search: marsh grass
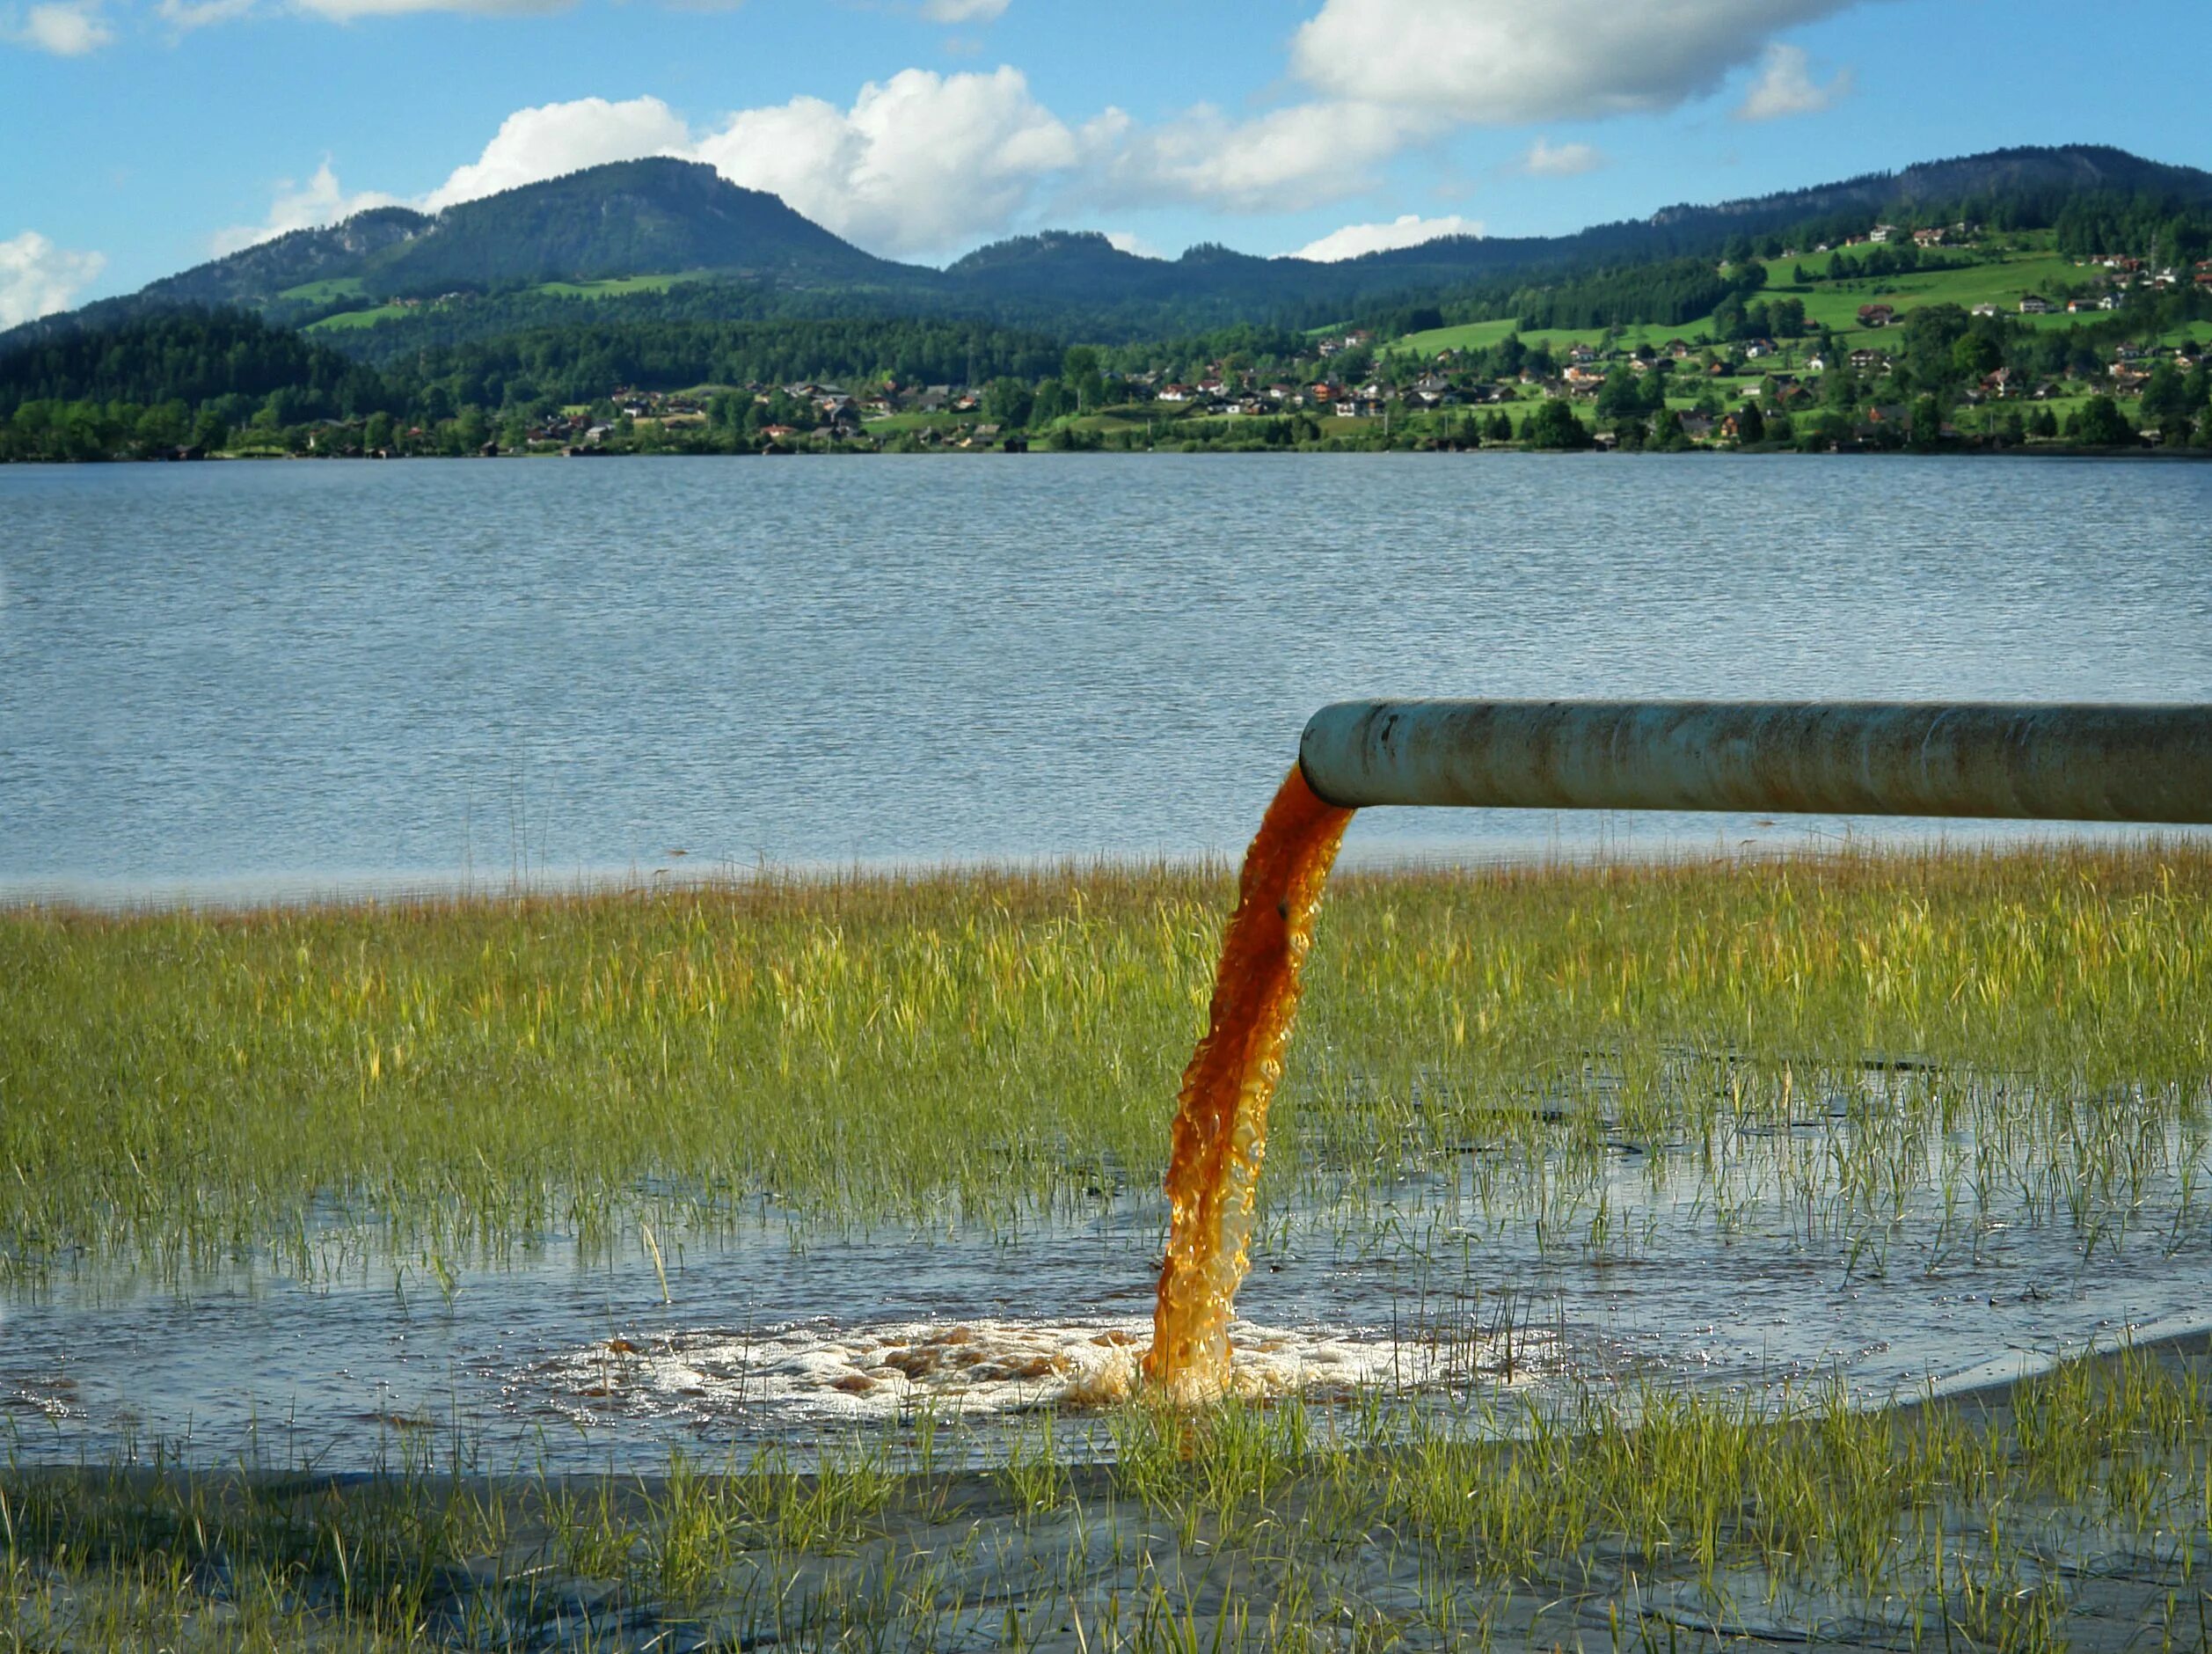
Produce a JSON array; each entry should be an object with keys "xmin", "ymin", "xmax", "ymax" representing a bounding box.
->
[
  {"xmin": 4, "ymin": 844, "xmax": 2208, "ymax": 1287},
  {"xmin": 13, "ymin": 1341, "xmax": 2212, "ymax": 1650}
]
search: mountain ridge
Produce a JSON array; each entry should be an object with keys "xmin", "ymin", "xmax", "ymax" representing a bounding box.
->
[{"xmin": 11, "ymin": 143, "xmax": 2210, "ymax": 351}]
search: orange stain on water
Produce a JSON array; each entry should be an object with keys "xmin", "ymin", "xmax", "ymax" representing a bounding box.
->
[{"xmin": 1143, "ymin": 765, "xmax": 1354, "ymax": 1402}]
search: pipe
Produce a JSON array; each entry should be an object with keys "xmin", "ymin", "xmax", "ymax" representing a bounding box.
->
[{"xmin": 1298, "ymin": 700, "xmax": 2212, "ymax": 823}]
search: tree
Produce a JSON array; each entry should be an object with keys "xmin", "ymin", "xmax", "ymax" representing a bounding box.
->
[
  {"xmin": 982, "ymin": 376, "xmax": 1034, "ymax": 428},
  {"xmin": 2140, "ymin": 363, "xmax": 2188, "ymax": 422},
  {"xmin": 1594, "ymin": 368, "xmax": 1641, "ymax": 420},
  {"xmin": 1522, "ymin": 398, "xmax": 1592, "ymax": 450},
  {"xmin": 1733, "ymin": 399, "xmax": 1765, "ymax": 445},
  {"xmin": 1951, "ymin": 333, "xmax": 2002, "ymax": 379},
  {"xmin": 2074, "ymin": 394, "xmax": 2133, "ymax": 447},
  {"xmin": 1909, "ymin": 393, "xmax": 1943, "ymax": 449}
]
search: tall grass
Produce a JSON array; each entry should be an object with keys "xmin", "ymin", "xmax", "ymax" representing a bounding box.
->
[{"xmin": 2, "ymin": 843, "xmax": 2207, "ymax": 1283}]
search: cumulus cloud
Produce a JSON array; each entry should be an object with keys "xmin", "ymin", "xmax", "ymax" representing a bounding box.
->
[
  {"xmin": 156, "ymin": 0, "xmax": 262, "ymax": 29},
  {"xmin": 210, "ymin": 161, "xmax": 405, "ymax": 255},
  {"xmin": 690, "ymin": 67, "xmax": 1079, "ymax": 255},
  {"xmin": 217, "ymin": 71, "xmax": 1081, "ymax": 260},
  {"xmin": 1290, "ymin": 212, "xmax": 1482, "ymax": 262},
  {"xmin": 421, "ymin": 96, "xmax": 690, "ymax": 209},
  {"xmin": 920, "ymin": 0, "xmax": 1006, "ymax": 18},
  {"xmin": 10, "ymin": 0, "xmax": 113, "ymax": 52},
  {"xmin": 1103, "ymin": 230, "xmax": 1162, "ymax": 259},
  {"xmin": 1520, "ymin": 137, "xmax": 1604, "ymax": 177},
  {"xmin": 1734, "ymin": 43, "xmax": 1851, "ymax": 121},
  {"xmin": 0, "ymin": 231, "xmax": 106, "ymax": 326},
  {"xmin": 1098, "ymin": 99, "xmax": 1420, "ymax": 215},
  {"xmin": 1290, "ymin": 0, "xmax": 1859, "ymax": 123}
]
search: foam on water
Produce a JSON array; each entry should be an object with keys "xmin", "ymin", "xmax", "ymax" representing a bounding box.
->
[{"xmin": 530, "ymin": 1317, "xmax": 1410, "ymax": 1427}]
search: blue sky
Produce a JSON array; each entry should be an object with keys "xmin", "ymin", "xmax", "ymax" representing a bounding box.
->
[{"xmin": 4, "ymin": 0, "xmax": 2208, "ymax": 322}]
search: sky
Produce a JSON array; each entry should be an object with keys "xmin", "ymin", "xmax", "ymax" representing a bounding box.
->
[{"xmin": 4, "ymin": 0, "xmax": 2209, "ymax": 325}]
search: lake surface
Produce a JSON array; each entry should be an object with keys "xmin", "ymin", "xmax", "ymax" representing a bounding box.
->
[{"xmin": 5, "ymin": 453, "xmax": 2210, "ymax": 901}]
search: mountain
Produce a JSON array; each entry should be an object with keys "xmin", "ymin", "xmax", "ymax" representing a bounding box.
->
[
  {"xmin": 10, "ymin": 143, "xmax": 2211, "ymax": 355},
  {"xmin": 358, "ymin": 159, "xmax": 905, "ymax": 291}
]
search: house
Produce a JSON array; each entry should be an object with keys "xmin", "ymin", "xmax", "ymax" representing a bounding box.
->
[
  {"xmin": 2019, "ymin": 295, "xmax": 2055, "ymax": 314},
  {"xmin": 1567, "ymin": 343, "xmax": 1600, "ymax": 364},
  {"xmin": 1857, "ymin": 304, "xmax": 1896, "ymax": 327},
  {"xmin": 2066, "ymin": 297, "xmax": 2103, "ymax": 314},
  {"xmin": 1744, "ymin": 339, "xmax": 1777, "ymax": 359},
  {"xmin": 1865, "ymin": 404, "xmax": 1908, "ymax": 425},
  {"xmin": 1678, "ymin": 414, "xmax": 1715, "ymax": 442},
  {"xmin": 1156, "ymin": 384, "xmax": 1194, "ymax": 403},
  {"xmin": 1869, "ymin": 223, "xmax": 1898, "ymax": 245},
  {"xmin": 1849, "ymin": 348, "xmax": 1892, "ymax": 373},
  {"xmin": 1664, "ymin": 339, "xmax": 1694, "ymax": 360},
  {"xmin": 1972, "ymin": 303, "xmax": 2000, "ymax": 317}
]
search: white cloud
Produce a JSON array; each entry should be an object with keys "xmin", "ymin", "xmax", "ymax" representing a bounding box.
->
[
  {"xmin": 0, "ymin": 231, "xmax": 106, "ymax": 326},
  {"xmin": 1734, "ymin": 43, "xmax": 1851, "ymax": 121},
  {"xmin": 210, "ymin": 161, "xmax": 404, "ymax": 255},
  {"xmin": 1099, "ymin": 99, "xmax": 1420, "ymax": 215},
  {"xmin": 1520, "ymin": 137, "xmax": 1603, "ymax": 177},
  {"xmin": 421, "ymin": 96, "xmax": 690, "ymax": 209},
  {"xmin": 1290, "ymin": 212, "xmax": 1482, "ymax": 262},
  {"xmin": 11, "ymin": 0, "xmax": 113, "ymax": 52},
  {"xmin": 292, "ymin": 0, "xmax": 565, "ymax": 17},
  {"xmin": 156, "ymin": 0, "xmax": 260, "ymax": 29},
  {"xmin": 920, "ymin": 0, "xmax": 1006, "ymax": 19},
  {"xmin": 1290, "ymin": 0, "xmax": 1860, "ymax": 123},
  {"xmin": 1103, "ymin": 229, "xmax": 1161, "ymax": 259},
  {"xmin": 690, "ymin": 67, "xmax": 1078, "ymax": 256}
]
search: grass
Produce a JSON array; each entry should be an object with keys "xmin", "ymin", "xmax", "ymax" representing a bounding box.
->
[
  {"xmin": 276, "ymin": 277, "xmax": 367, "ymax": 304},
  {"xmin": 531, "ymin": 273, "xmax": 699, "ymax": 299},
  {"xmin": 8, "ymin": 843, "xmax": 2212, "ymax": 1643},
  {"xmin": 12, "ymin": 1339, "xmax": 2212, "ymax": 1650},
  {"xmin": 1397, "ymin": 236, "xmax": 2157, "ymax": 362},
  {"xmin": 3, "ymin": 844, "xmax": 2208, "ymax": 1284},
  {"xmin": 303, "ymin": 304, "xmax": 414, "ymax": 333}
]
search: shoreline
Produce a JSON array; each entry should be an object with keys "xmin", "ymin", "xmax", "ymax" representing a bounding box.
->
[
  {"xmin": 6, "ymin": 441, "xmax": 2211, "ymax": 465},
  {"xmin": 10, "ymin": 825, "xmax": 2208, "ymax": 917}
]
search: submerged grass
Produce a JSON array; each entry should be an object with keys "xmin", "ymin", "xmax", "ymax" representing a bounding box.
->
[
  {"xmin": 13, "ymin": 1340, "xmax": 2212, "ymax": 1650},
  {"xmin": 3, "ymin": 843, "xmax": 2209, "ymax": 1282}
]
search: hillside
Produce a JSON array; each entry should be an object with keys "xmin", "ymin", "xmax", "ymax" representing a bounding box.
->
[{"xmin": 13, "ymin": 143, "xmax": 2209, "ymax": 356}]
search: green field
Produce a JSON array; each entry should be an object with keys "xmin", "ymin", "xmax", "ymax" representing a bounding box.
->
[
  {"xmin": 533, "ymin": 272, "xmax": 700, "ymax": 299},
  {"xmin": 1397, "ymin": 240, "xmax": 2150, "ymax": 363},
  {"xmin": 276, "ymin": 276, "xmax": 367, "ymax": 303},
  {"xmin": 303, "ymin": 303, "xmax": 414, "ymax": 332},
  {"xmin": 1402, "ymin": 318, "xmax": 1719, "ymax": 357}
]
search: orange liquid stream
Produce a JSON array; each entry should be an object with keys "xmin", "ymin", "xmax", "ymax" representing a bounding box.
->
[{"xmin": 1143, "ymin": 765, "xmax": 1354, "ymax": 1402}]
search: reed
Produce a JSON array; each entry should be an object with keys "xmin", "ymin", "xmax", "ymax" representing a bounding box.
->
[{"xmin": 3, "ymin": 843, "xmax": 2208, "ymax": 1284}]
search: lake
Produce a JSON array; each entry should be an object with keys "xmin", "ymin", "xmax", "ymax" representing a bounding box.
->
[{"xmin": 4, "ymin": 452, "xmax": 2210, "ymax": 898}]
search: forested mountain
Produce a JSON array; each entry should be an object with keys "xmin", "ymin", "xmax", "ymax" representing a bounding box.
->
[{"xmin": 12, "ymin": 143, "xmax": 2208, "ymax": 356}]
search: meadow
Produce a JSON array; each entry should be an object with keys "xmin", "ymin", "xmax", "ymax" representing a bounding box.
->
[{"xmin": 7, "ymin": 843, "xmax": 2212, "ymax": 1647}]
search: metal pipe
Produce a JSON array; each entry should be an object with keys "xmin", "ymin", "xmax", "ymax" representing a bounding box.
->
[{"xmin": 1298, "ymin": 700, "xmax": 2212, "ymax": 823}]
